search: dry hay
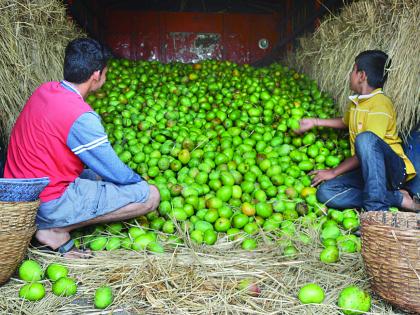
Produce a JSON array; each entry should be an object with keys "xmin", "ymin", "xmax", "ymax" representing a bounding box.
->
[
  {"xmin": 0, "ymin": 223, "xmax": 407, "ymax": 315},
  {"xmin": 287, "ymin": 0, "xmax": 420, "ymax": 138},
  {"xmin": 0, "ymin": 0, "xmax": 83, "ymax": 144}
]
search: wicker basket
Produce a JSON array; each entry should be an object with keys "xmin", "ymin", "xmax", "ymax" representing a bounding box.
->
[
  {"xmin": 360, "ymin": 211, "xmax": 420, "ymax": 313},
  {"xmin": 0, "ymin": 200, "xmax": 40, "ymax": 285}
]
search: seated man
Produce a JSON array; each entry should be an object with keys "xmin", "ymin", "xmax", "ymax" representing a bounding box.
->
[
  {"xmin": 296, "ymin": 50, "xmax": 418, "ymax": 212},
  {"xmin": 4, "ymin": 38, "xmax": 160, "ymax": 257}
]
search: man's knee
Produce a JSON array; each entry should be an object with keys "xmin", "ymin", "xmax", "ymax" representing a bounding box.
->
[
  {"xmin": 147, "ymin": 185, "xmax": 160, "ymax": 211},
  {"xmin": 355, "ymin": 131, "xmax": 378, "ymax": 153}
]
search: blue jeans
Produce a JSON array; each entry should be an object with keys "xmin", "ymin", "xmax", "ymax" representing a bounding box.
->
[
  {"xmin": 403, "ymin": 130, "xmax": 420, "ymax": 196},
  {"xmin": 316, "ymin": 131, "xmax": 405, "ymax": 211}
]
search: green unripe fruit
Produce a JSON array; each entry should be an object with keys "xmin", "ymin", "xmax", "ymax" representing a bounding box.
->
[
  {"xmin": 190, "ymin": 230, "xmax": 204, "ymax": 244},
  {"xmin": 106, "ymin": 237, "xmax": 121, "ymax": 251},
  {"xmin": 241, "ymin": 238, "xmax": 257, "ymax": 250},
  {"xmin": 319, "ymin": 246, "xmax": 339, "ymax": 263},
  {"xmin": 337, "ymin": 286, "xmax": 371, "ymax": 315},
  {"xmin": 90, "ymin": 236, "xmax": 108, "ymax": 251},
  {"xmin": 19, "ymin": 260, "xmax": 43, "ymax": 282},
  {"xmin": 298, "ymin": 283, "xmax": 325, "ymax": 304},
  {"xmin": 94, "ymin": 286, "xmax": 113, "ymax": 309},
  {"xmin": 148, "ymin": 242, "xmax": 165, "ymax": 253},
  {"xmin": 203, "ymin": 230, "xmax": 217, "ymax": 245},
  {"xmin": 19, "ymin": 283, "xmax": 45, "ymax": 301},
  {"xmin": 46, "ymin": 263, "xmax": 69, "ymax": 282},
  {"xmin": 52, "ymin": 277, "xmax": 77, "ymax": 297}
]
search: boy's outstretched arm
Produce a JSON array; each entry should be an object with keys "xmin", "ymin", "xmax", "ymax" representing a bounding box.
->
[
  {"xmin": 310, "ymin": 155, "xmax": 359, "ymax": 187},
  {"xmin": 295, "ymin": 118, "xmax": 347, "ymax": 134}
]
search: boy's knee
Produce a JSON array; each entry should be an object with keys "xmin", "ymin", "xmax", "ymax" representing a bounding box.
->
[
  {"xmin": 316, "ymin": 183, "xmax": 331, "ymax": 204},
  {"xmin": 355, "ymin": 131, "xmax": 378, "ymax": 152}
]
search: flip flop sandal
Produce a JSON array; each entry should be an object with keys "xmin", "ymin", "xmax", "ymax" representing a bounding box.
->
[{"xmin": 31, "ymin": 239, "xmax": 92, "ymax": 258}]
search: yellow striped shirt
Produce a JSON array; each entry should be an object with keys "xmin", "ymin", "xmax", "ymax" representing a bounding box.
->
[{"xmin": 342, "ymin": 88, "xmax": 416, "ymax": 181}]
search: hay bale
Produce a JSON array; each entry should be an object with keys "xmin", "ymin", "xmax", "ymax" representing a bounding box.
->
[
  {"xmin": 0, "ymin": 0, "xmax": 83, "ymax": 144},
  {"xmin": 288, "ymin": 0, "xmax": 420, "ymax": 138}
]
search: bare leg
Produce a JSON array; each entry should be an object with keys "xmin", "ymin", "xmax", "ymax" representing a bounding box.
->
[{"xmin": 35, "ymin": 185, "xmax": 160, "ymax": 257}]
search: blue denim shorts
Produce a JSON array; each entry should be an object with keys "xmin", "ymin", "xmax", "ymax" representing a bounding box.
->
[{"xmin": 36, "ymin": 176, "xmax": 150, "ymax": 229}]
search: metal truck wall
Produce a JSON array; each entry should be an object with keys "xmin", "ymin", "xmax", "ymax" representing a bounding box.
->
[{"xmin": 104, "ymin": 11, "xmax": 279, "ymax": 64}]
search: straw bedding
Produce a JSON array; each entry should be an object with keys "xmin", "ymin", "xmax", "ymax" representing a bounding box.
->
[
  {"xmin": 0, "ymin": 223, "xmax": 407, "ymax": 314},
  {"xmin": 288, "ymin": 0, "xmax": 420, "ymax": 138}
]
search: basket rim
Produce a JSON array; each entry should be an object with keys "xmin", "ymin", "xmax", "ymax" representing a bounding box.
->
[
  {"xmin": 0, "ymin": 199, "xmax": 41, "ymax": 204},
  {"xmin": 360, "ymin": 211, "xmax": 419, "ymax": 230},
  {"xmin": 0, "ymin": 177, "xmax": 49, "ymax": 183}
]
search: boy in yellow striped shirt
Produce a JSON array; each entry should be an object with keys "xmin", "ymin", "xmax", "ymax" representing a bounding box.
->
[{"xmin": 296, "ymin": 50, "xmax": 418, "ymax": 212}]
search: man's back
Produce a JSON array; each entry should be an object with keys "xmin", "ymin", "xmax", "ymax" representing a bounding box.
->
[{"xmin": 4, "ymin": 81, "xmax": 92, "ymax": 202}]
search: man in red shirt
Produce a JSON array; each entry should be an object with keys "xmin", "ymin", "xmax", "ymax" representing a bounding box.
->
[{"xmin": 5, "ymin": 38, "xmax": 160, "ymax": 257}]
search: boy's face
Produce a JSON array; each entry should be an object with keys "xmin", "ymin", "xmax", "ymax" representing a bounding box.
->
[
  {"xmin": 349, "ymin": 63, "xmax": 368, "ymax": 94},
  {"xmin": 349, "ymin": 64, "xmax": 360, "ymax": 93}
]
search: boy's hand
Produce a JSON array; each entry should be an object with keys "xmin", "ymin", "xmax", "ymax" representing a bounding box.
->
[
  {"xmin": 310, "ymin": 169, "xmax": 337, "ymax": 187},
  {"xmin": 295, "ymin": 118, "xmax": 317, "ymax": 134}
]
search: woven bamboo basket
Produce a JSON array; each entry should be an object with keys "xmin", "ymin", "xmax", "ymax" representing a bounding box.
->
[
  {"xmin": 360, "ymin": 211, "xmax": 420, "ymax": 313},
  {"xmin": 0, "ymin": 200, "xmax": 40, "ymax": 285}
]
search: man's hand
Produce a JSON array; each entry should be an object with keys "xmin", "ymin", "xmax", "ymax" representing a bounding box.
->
[
  {"xmin": 295, "ymin": 118, "xmax": 317, "ymax": 134},
  {"xmin": 310, "ymin": 169, "xmax": 337, "ymax": 187}
]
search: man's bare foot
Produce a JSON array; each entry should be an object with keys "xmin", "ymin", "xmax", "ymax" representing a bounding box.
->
[
  {"xmin": 399, "ymin": 190, "xmax": 420, "ymax": 212},
  {"xmin": 35, "ymin": 229, "xmax": 92, "ymax": 259}
]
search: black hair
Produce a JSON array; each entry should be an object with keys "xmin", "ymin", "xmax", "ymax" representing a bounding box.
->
[
  {"xmin": 355, "ymin": 50, "xmax": 391, "ymax": 89},
  {"xmin": 64, "ymin": 38, "xmax": 113, "ymax": 84}
]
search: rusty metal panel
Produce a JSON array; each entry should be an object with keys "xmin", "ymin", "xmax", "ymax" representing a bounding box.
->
[
  {"xmin": 104, "ymin": 10, "xmax": 135, "ymax": 59},
  {"xmin": 164, "ymin": 32, "xmax": 222, "ymax": 63},
  {"xmin": 223, "ymin": 14, "xmax": 251, "ymax": 64},
  {"xmin": 163, "ymin": 12, "xmax": 223, "ymax": 33},
  {"xmin": 248, "ymin": 14, "xmax": 279, "ymax": 62},
  {"xmin": 103, "ymin": 10, "xmax": 280, "ymax": 64},
  {"xmin": 132, "ymin": 11, "xmax": 161, "ymax": 60},
  {"xmin": 162, "ymin": 12, "xmax": 223, "ymax": 63},
  {"xmin": 223, "ymin": 13, "xmax": 279, "ymax": 64}
]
